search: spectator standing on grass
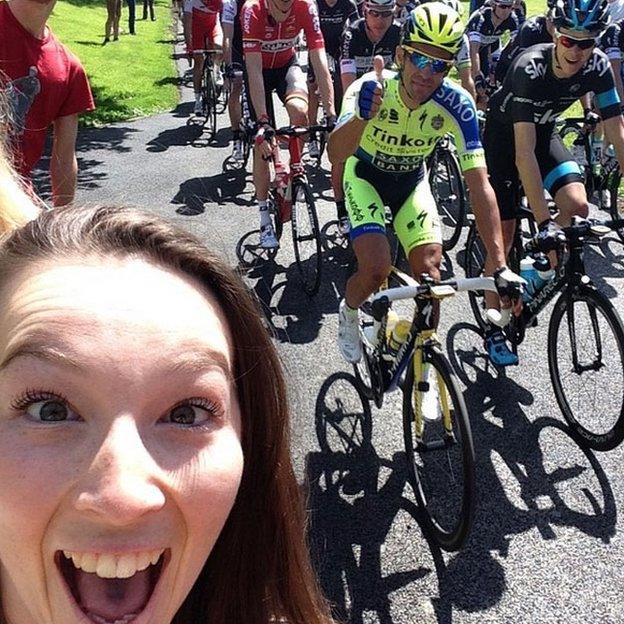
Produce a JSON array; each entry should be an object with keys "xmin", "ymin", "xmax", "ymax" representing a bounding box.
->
[
  {"xmin": 143, "ymin": 0, "xmax": 156, "ymax": 20},
  {"xmin": 104, "ymin": 0, "xmax": 122, "ymax": 41},
  {"xmin": 127, "ymin": 0, "xmax": 137, "ymax": 33},
  {"xmin": 0, "ymin": 0, "xmax": 95, "ymax": 207}
]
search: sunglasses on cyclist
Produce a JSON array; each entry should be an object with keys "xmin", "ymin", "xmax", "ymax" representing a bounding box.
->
[
  {"xmin": 402, "ymin": 48, "xmax": 453, "ymax": 74},
  {"xmin": 494, "ymin": 2, "xmax": 514, "ymax": 8},
  {"xmin": 556, "ymin": 32, "xmax": 596, "ymax": 49},
  {"xmin": 367, "ymin": 8, "xmax": 394, "ymax": 17}
]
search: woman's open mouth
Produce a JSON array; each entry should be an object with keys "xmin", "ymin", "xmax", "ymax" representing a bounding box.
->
[{"xmin": 56, "ymin": 549, "xmax": 168, "ymax": 624}]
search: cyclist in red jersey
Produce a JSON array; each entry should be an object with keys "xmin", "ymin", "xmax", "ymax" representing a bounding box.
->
[
  {"xmin": 242, "ymin": 0, "xmax": 336, "ymax": 248},
  {"xmin": 185, "ymin": 0, "xmax": 224, "ymax": 115}
]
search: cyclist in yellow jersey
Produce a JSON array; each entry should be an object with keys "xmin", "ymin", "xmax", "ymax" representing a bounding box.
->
[{"xmin": 328, "ymin": 2, "xmax": 524, "ymax": 368}]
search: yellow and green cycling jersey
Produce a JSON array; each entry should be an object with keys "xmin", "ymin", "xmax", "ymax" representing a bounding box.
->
[
  {"xmin": 337, "ymin": 68, "xmax": 485, "ymax": 174},
  {"xmin": 337, "ymin": 69, "xmax": 485, "ymax": 253}
]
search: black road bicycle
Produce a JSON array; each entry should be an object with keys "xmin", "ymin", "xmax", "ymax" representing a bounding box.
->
[{"xmin": 465, "ymin": 214, "xmax": 624, "ymax": 451}]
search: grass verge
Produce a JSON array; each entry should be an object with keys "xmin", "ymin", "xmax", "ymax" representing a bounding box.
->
[{"xmin": 48, "ymin": 0, "xmax": 179, "ymax": 126}]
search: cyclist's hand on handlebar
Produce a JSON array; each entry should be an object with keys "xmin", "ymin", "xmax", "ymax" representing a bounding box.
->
[
  {"xmin": 494, "ymin": 266, "xmax": 525, "ymax": 315},
  {"xmin": 355, "ymin": 55, "xmax": 384, "ymax": 121},
  {"xmin": 255, "ymin": 120, "xmax": 275, "ymax": 160},
  {"xmin": 536, "ymin": 218, "xmax": 566, "ymax": 252},
  {"xmin": 582, "ymin": 109, "xmax": 600, "ymax": 132}
]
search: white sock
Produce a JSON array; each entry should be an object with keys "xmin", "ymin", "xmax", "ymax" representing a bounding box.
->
[
  {"xmin": 194, "ymin": 91, "xmax": 201, "ymax": 103},
  {"xmin": 259, "ymin": 200, "xmax": 271, "ymax": 228}
]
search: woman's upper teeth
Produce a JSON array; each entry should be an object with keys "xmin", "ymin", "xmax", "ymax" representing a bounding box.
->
[{"xmin": 62, "ymin": 549, "xmax": 164, "ymax": 579}]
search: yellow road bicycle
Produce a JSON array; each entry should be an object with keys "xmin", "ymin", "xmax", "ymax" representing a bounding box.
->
[{"xmin": 353, "ymin": 268, "xmax": 502, "ymax": 550}]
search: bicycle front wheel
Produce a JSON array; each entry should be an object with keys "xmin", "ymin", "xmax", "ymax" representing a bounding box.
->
[
  {"xmin": 429, "ymin": 143, "xmax": 466, "ymax": 251},
  {"xmin": 291, "ymin": 182, "xmax": 322, "ymax": 296},
  {"xmin": 548, "ymin": 286, "xmax": 624, "ymax": 451},
  {"xmin": 202, "ymin": 64, "xmax": 218, "ymax": 137},
  {"xmin": 402, "ymin": 344, "xmax": 476, "ymax": 551}
]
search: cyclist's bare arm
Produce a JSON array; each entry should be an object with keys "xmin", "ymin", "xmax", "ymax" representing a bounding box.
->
[
  {"xmin": 328, "ymin": 116, "xmax": 368, "ymax": 163},
  {"xmin": 469, "ymin": 41, "xmax": 481, "ymax": 79},
  {"xmin": 514, "ymin": 121, "xmax": 550, "ymax": 224},
  {"xmin": 244, "ymin": 50, "xmax": 268, "ymax": 120},
  {"xmin": 603, "ymin": 113, "xmax": 624, "ymax": 171},
  {"xmin": 611, "ymin": 59, "xmax": 624, "ymax": 106},
  {"xmin": 309, "ymin": 48, "xmax": 336, "ymax": 117},
  {"xmin": 459, "ymin": 65, "xmax": 477, "ymax": 102},
  {"xmin": 464, "ymin": 167, "xmax": 507, "ymax": 270},
  {"xmin": 341, "ymin": 71, "xmax": 356, "ymax": 94},
  {"xmin": 222, "ymin": 21, "xmax": 233, "ymax": 65},
  {"xmin": 51, "ymin": 114, "xmax": 79, "ymax": 207}
]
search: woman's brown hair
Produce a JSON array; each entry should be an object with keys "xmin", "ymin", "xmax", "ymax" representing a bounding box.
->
[{"xmin": 0, "ymin": 204, "xmax": 334, "ymax": 624}]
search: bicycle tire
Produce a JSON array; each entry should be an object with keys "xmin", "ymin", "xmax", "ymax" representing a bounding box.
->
[
  {"xmin": 548, "ymin": 286, "xmax": 624, "ymax": 451},
  {"xmin": 201, "ymin": 60, "xmax": 218, "ymax": 137},
  {"xmin": 291, "ymin": 182, "xmax": 322, "ymax": 296},
  {"xmin": 269, "ymin": 189, "xmax": 284, "ymax": 241},
  {"xmin": 464, "ymin": 224, "xmax": 489, "ymax": 333},
  {"xmin": 429, "ymin": 142, "xmax": 466, "ymax": 252},
  {"xmin": 607, "ymin": 170, "xmax": 624, "ymax": 243},
  {"xmin": 402, "ymin": 344, "xmax": 476, "ymax": 551},
  {"xmin": 558, "ymin": 121, "xmax": 591, "ymax": 190}
]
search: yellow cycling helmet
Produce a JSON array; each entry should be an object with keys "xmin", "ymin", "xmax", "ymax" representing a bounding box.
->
[{"xmin": 401, "ymin": 3, "xmax": 465, "ymax": 57}]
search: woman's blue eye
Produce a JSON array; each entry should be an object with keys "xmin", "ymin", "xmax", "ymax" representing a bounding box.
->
[
  {"xmin": 26, "ymin": 400, "xmax": 73, "ymax": 422},
  {"xmin": 168, "ymin": 403, "xmax": 216, "ymax": 426}
]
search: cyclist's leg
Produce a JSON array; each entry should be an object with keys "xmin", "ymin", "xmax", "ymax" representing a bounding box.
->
[
  {"xmin": 393, "ymin": 171, "xmax": 443, "ymax": 325},
  {"xmin": 343, "ymin": 158, "xmax": 392, "ymax": 308},
  {"xmin": 280, "ymin": 61, "xmax": 309, "ymax": 128},
  {"xmin": 191, "ymin": 9, "xmax": 209, "ymax": 111},
  {"xmin": 339, "ymin": 157, "xmax": 391, "ymax": 362},
  {"xmin": 542, "ymin": 131, "xmax": 587, "ymax": 227}
]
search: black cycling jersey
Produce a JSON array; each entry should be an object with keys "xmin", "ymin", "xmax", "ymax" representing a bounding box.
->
[
  {"xmin": 488, "ymin": 44, "xmax": 620, "ymax": 126},
  {"xmin": 340, "ymin": 19, "xmax": 401, "ymax": 78},
  {"xmin": 467, "ymin": 6, "xmax": 520, "ymax": 70},
  {"xmin": 495, "ymin": 14, "xmax": 552, "ymax": 83},
  {"xmin": 394, "ymin": 0, "xmax": 417, "ymax": 26},
  {"xmin": 316, "ymin": 0, "xmax": 359, "ymax": 59},
  {"xmin": 600, "ymin": 22, "xmax": 624, "ymax": 76}
]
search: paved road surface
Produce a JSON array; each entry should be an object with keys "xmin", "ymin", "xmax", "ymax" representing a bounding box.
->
[{"xmin": 35, "ymin": 26, "xmax": 624, "ymax": 624}]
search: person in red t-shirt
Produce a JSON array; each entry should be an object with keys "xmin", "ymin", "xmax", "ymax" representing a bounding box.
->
[
  {"xmin": 241, "ymin": 0, "xmax": 336, "ymax": 248},
  {"xmin": 0, "ymin": 0, "xmax": 94, "ymax": 207}
]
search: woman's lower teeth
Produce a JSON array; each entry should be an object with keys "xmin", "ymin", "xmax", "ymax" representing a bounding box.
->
[{"xmin": 87, "ymin": 611, "xmax": 138, "ymax": 624}]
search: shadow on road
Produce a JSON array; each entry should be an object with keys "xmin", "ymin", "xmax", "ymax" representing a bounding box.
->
[
  {"xmin": 306, "ymin": 372, "xmax": 430, "ymax": 624},
  {"xmin": 172, "ymin": 168, "xmax": 253, "ymax": 215}
]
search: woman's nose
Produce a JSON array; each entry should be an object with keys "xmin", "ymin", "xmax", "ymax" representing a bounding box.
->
[{"xmin": 74, "ymin": 417, "xmax": 166, "ymax": 525}]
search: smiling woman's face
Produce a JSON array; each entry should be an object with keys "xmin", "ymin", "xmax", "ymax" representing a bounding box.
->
[{"xmin": 0, "ymin": 256, "xmax": 244, "ymax": 624}]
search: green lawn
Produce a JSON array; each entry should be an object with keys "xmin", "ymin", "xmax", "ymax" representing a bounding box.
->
[{"xmin": 48, "ymin": 0, "xmax": 179, "ymax": 126}]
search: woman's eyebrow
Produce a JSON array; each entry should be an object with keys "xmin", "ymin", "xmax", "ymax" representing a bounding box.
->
[{"xmin": 0, "ymin": 338, "xmax": 233, "ymax": 380}]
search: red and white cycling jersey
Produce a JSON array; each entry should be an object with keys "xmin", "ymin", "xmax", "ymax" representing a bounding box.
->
[
  {"xmin": 241, "ymin": 0, "xmax": 325, "ymax": 69},
  {"xmin": 184, "ymin": 0, "xmax": 222, "ymax": 14}
]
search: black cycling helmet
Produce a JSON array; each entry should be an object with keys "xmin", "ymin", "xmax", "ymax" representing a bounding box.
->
[{"xmin": 552, "ymin": 0, "xmax": 610, "ymax": 36}]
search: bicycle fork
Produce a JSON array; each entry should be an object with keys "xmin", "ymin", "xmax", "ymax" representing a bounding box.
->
[{"xmin": 564, "ymin": 290, "xmax": 605, "ymax": 373}]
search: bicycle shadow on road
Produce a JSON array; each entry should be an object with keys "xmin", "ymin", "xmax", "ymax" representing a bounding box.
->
[
  {"xmin": 584, "ymin": 237, "xmax": 624, "ymax": 301},
  {"xmin": 172, "ymin": 169, "xmax": 253, "ymax": 215},
  {"xmin": 305, "ymin": 372, "xmax": 430, "ymax": 624},
  {"xmin": 431, "ymin": 323, "xmax": 618, "ymax": 619}
]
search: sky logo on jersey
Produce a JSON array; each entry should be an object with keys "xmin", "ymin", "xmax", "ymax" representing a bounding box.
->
[
  {"xmin": 582, "ymin": 54, "xmax": 609, "ymax": 76},
  {"xmin": 525, "ymin": 59, "xmax": 547, "ymax": 80}
]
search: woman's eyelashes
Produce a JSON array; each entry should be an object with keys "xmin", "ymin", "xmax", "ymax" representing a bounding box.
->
[
  {"xmin": 11, "ymin": 390, "xmax": 79, "ymax": 422},
  {"xmin": 163, "ymin": 398, "xmax": 224, "ymax": 428},
  {"xmin": 9, "ymin": 390, "xmax": 224, "ymax": 428}
]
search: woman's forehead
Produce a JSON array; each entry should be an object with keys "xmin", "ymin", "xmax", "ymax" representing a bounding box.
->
[{"xmin": 0, "ymin": 256, "xmax": 233, "ymax": 369}]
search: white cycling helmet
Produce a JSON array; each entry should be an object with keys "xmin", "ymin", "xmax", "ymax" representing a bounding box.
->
[{"xmin": 365, "ymin": 0, "xmax": 396, "ymax": 10}]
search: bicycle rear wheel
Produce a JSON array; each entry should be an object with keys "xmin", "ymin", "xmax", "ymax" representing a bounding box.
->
[
  {"xmin": 607, "ymin": 170, "xmax": 624, "ymax": 243},
  {"xmin": 429, "ymin": 141, "xmax": 466, "ymax": 251},
  {"xmin": 548, "ymin": 286, "xmax": 624, "ymax": 451},
  {"xmin": 464, "ymin": 224, "xmax": 489, "ymax": 333},
  {"xmin": 291, "ymin": 182, "xmax": 322, "ymax": 296},
  {"xmin": 202, "ymin": 62, "xmax": 218, "ymax": 137},
  {"xmin": 402, "ymin": 344, "xmax": 475, "ymax": 551}
]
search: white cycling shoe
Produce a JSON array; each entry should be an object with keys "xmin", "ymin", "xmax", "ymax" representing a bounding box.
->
[
  {"xmin": 259, "ymin": 224, "xmax": 279, "ymax": 249},
  {"xmin": 420, "ymin": 364, "xmax": 442, "ymax": 422},
  {"xmin": 338, "ymin": 299, "xmax": 362, "ymax": 363}
]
